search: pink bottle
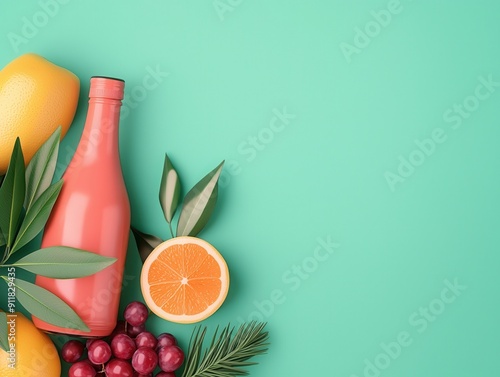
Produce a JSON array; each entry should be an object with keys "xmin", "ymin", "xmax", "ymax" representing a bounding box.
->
[{"xmin": 34, "ymin": 77, "xmax": 130, "ymax": 337}]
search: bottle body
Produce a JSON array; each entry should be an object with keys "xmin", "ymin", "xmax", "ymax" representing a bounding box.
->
[{"xmin": 34, "ymin": 77, "xmax": 130, "ymax": 337}]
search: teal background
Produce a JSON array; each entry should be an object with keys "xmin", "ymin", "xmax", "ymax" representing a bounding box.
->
[{"xmin": 1, "ymin": 1, "xmax": 500, "ymax": 376}]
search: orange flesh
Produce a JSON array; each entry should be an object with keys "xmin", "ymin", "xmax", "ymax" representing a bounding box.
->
[{"xmin": 147, "ymin": 243, "xmax": 222, "ymax": 315}]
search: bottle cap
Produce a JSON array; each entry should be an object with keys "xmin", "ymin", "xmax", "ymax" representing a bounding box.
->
[{"xmin": 89, "ymin": 76, "xmax": 125, "ymax": 100}]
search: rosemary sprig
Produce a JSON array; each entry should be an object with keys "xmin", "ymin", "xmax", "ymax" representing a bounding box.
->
[{"xmin": 182, "ymin": 321, "xmax": 270, "ymax": 377}]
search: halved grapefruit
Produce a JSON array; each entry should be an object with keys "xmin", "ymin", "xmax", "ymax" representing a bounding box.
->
[{"xmin": 140, "ymin": 236, "xmax": 229, "ymax": 324}]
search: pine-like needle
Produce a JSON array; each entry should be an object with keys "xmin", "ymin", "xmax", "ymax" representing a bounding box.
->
[{"xmin": 181, "ymin": 321, "xmax": 270, "ymax": 377}]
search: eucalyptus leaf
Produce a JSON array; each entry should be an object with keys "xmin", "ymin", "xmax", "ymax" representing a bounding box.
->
[
  {"xmin": 0, "ymin": 311, "xmax": 8, "ymax": 353},
  {"xmin": 12, "ymin": 278, "xmax": 90, "ymax": 332},
  {"xmin": 131, "ymin": 227, "xmax": 163, "ymax": 263},
  {"xmin": 10, "ymin": 246, "xmax": 116, "ymax": 278},
  {"xmin": 177, "ymin": 161, "xmax": 224, "ymax": 237},
  {"xmin": 24, "ymin": 127, "xmax": 61, "ymax": 211},
  {"xmin": 11, "ymin": 180, "xmax": 63, "ymax": 254},
  {"xmin": 159, "ymin": 154, "xmax": 181, "ymax": 227},
  {"xmin": 0, "ymin": 139, "xmax": 26, "ymax": 248}
]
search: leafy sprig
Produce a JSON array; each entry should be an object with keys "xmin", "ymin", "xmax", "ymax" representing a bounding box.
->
[
  {"xmin": 0, "ymin": 129, "xmax": 117, "ymax": 351},
  {"xmin": 182, "ymin": 322, "xmax": 270, "ymax": 377},
  {"xmin": 133, "ymin": 153, "xmax": 271, "ymax": 376},
  {"xmin": 133, "ymin": 154, "xmax": 224, "ymax": 262}
]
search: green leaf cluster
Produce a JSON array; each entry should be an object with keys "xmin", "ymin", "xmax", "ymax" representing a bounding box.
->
[
  {"xmin": 0, "ymin": 129, "xmax": 117, "ymax": 351},
  {"xmin": 133, "ymin": 154, "xmax": 224, "ymax": 262}
]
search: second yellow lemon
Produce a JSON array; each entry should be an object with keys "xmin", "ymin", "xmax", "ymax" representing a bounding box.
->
[{"xmin": 0, "ymin": 312, "xmax": 61, "ymax": 377}]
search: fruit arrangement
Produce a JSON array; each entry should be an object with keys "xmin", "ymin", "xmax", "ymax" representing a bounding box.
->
[
  {"xmin": 63, "ymin": 301, "xmax": 184, "ymax": 376},
  {"xmin": 134, "ymin": 156, "xmax": 230, "ymax": 325},
  {"xmin": 0, "ymin": 53, "xmax": 270, "ymax": 377}
]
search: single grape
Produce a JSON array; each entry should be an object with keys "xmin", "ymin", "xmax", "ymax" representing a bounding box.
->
[
  {"xmin": 111, "ymin": 333, "xmax": 137, "ymax": 360},
  {"xmin": 127, "ymin": 323, "xmax": 146, "ymax": 338},
  {"xmin": 88, "ymin": 339, "xmax": 112, "ymax": 365},
  {"xmin": 155, "ymin": 372, "xmax": 176, "ymax": 377},
  {"xmin": 132, "ymin": 346, "xmax": 158, "ymax": 374},
  {"xmin": 135, "ymin": 331, "xmax": 157, "ymax": 349},
  {"xmin": 62, "ymin": 339, "xmax": 85, "ymax": 363},
  {"xmin": 156, "ymin": 333, "xmax": 177, "ymax": 350},
  {"xmin": 105, "ymin": 358, "xmax": 134, "ymax": 377},
  {"xmin": 158, "ymin": 345, "xmax": 184, "ymax": 372},
  {"xmin": 69, "ymin": 360, "xmax": 97, "ymax": 377},
  {"xmin": 124, "ymin": 301, "xmax": 149, "ymax": 327},
  {"xmin": 86, "ymin": 339, "xmax": 97, "ymax": 349}
]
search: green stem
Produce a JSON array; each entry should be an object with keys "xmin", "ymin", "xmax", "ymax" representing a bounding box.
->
[
  {"xmin": 168, "ymin": 222, "xmax": 175, "ymax": 238},
  {"xmin": 1, "ymin": 246, "xmax": 11, "ymax": 265}
]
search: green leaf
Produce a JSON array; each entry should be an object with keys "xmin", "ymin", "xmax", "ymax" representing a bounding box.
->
[
  {"xmin": 131, "ymin": 227, "xmax": 163, "ymax": 263},
  {"xmin": 24, "ymin": 127, "xmax": 61, "ymax": 211},
  {"xmin": 0, "ymin": 139, "xmax": 26, "ymax": 248},
  {"xmin": 10, "ymin": 246, "xmax": 117, "ymax": 278},
  {"xmin": 0, "ymin": 312, "xmax": 8, "ymax": 353},
  {"xmin": 9, "ymin": 278, "xmax": 90, "ymax": 332},
  {"xmin": 177, "ymin": 161, "xmax": 224, "ymax": 237},
  {"xmin": 159, "ymin": 154, "xmax": 181, "ymax": 226},
  {"xmin": 0, "ymin": 230, "xmax": 5, "ymax": 247},
  {"xmin": 10, "ymin": 180, "xmax": 63, "ymax": 254}
]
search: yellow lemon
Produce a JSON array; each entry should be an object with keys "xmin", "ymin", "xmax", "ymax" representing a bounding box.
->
[
  {"xmin": 0, "ymin": 53, "xmax": 79, "ymax": 173},
  {"xmin": 0, "ymin": 312, "xmax": 61, "ymax": 377}
]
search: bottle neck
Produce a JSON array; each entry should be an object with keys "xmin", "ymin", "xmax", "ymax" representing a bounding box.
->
[{"xmin": 74, "ymin": 98, "xmax": 122, "ymax": 163}]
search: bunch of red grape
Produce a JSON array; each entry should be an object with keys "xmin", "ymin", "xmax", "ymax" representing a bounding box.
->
[{"xmin": 63, "ymin": 301, "xmax": 185, "ymax": 377}]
